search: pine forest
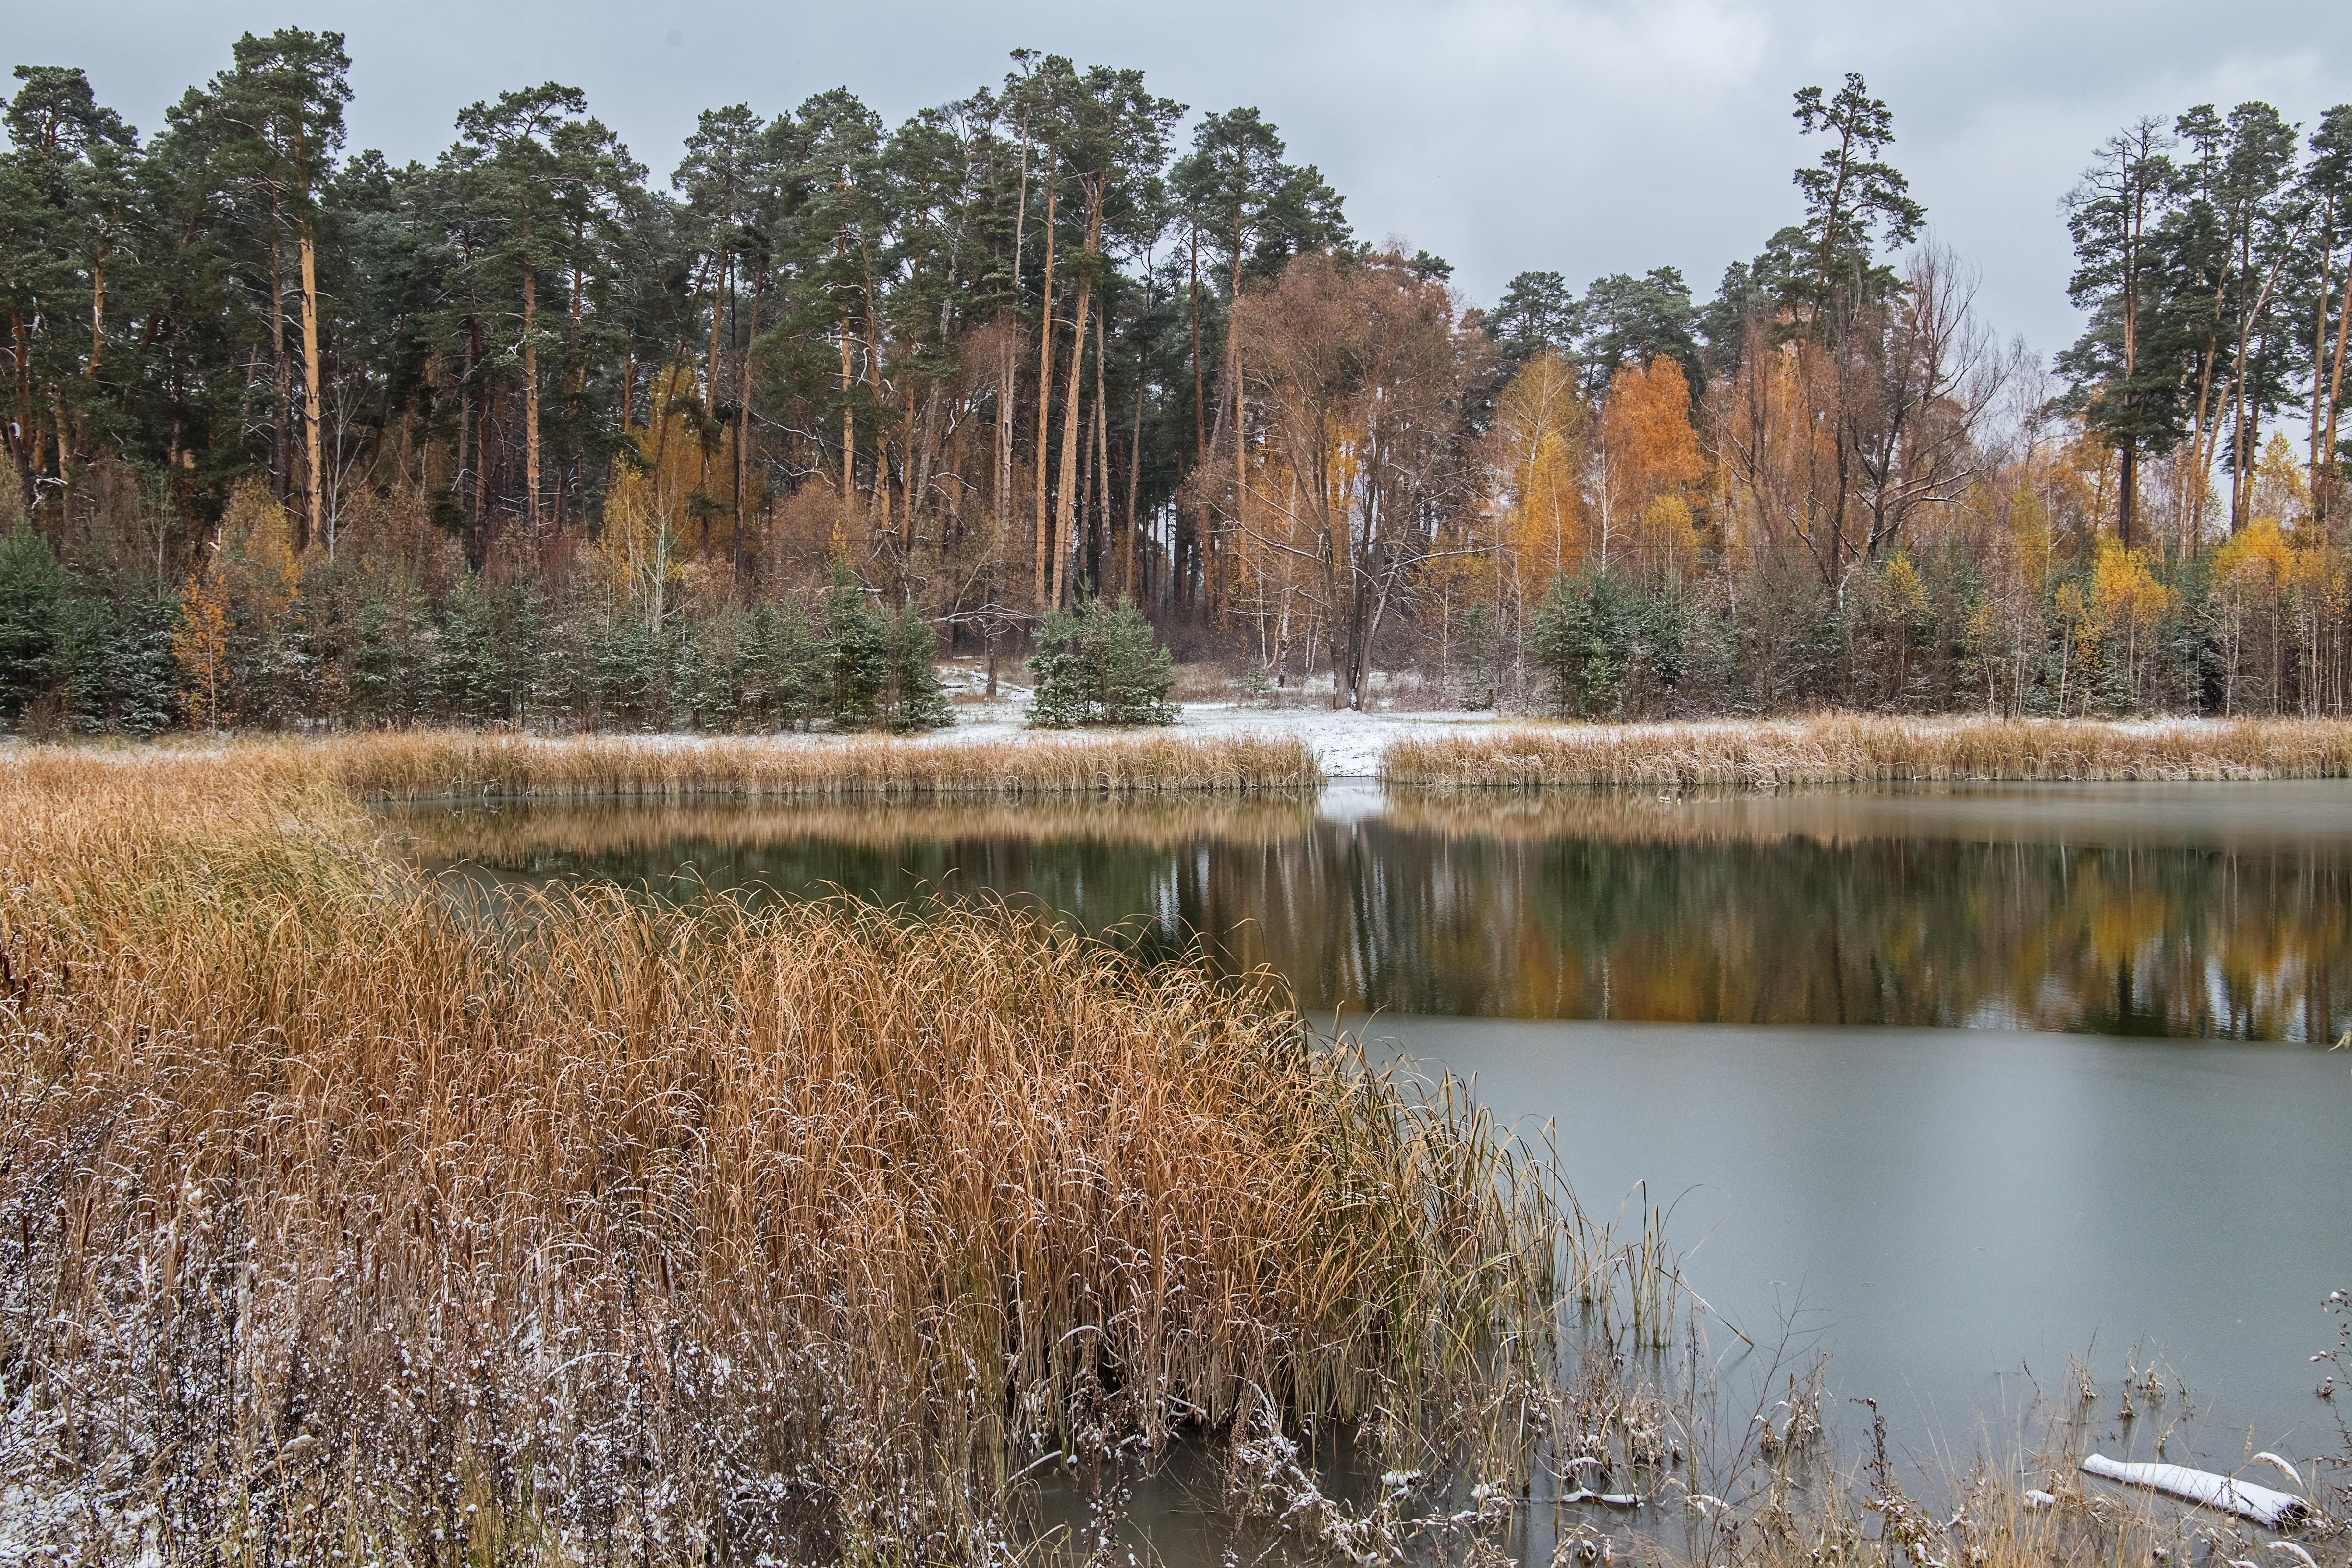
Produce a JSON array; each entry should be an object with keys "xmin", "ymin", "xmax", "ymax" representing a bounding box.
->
[{"xmin": 2, "ymin": 35, "xmax": 2350, "ymax": 735}]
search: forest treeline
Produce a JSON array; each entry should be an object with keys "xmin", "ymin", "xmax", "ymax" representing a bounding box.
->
[{"xmin": 0, "ymin": 33, "xmax": 2348, "ymax": 733}]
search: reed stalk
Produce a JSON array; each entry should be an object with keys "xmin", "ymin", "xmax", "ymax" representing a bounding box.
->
[
  {"xmin": 380, "ymin": 794, "xmax": 1321, "ymax": 866},
  {"xmin": 0, "ymin": 745, "xmax": 1547, "ymax": 1564},
  {"xmin": 1382, "ymin": 714, "xmax": 2352, "ymax": 792},
  {"xmin": 273, "ymin": 727, "xmax": 1323, "ymax": 801}
]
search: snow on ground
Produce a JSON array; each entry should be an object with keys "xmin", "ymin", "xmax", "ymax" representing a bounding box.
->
[
  {"xmin": 518, "ymin": 661, "xmax": 1520, "ymax": 778},
  {"xmin": 529, "ymin": 691, "xmax": 1524, "ymax": 780},
  {"xmin": 533, "ymin": 662, "xmax": 1521, "ymax": 777},
  {"xmin": 844, "ymin": 657, "xmax": 1518, "ymax": 775},
  {"xmin": 934, "ymin": 695, "xmax": 1518, "ymax": 778},
  {"xmin": 677, "ymin": 688, "xmax": 2260, "ymax": 782}
]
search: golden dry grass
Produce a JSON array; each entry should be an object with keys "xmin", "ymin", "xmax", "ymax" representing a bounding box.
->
[
  {"xmin": 0, "ymin": 745, "xmax": 1548, "ymax": 1563},
  {"xmin": 6, "ymin": 743, "xmax": 2335, "ymax": 1563},
  {"xmin": 379, "ymin": 794, "xmax": 1321, "ymax": 866},
  {"xmin": 1381, "ymin": 713, "xmax": 2352, "ymax": 791},
  {"xmin": 274, "ymin": 726, "xmax": 1323, "ymax": 801}
]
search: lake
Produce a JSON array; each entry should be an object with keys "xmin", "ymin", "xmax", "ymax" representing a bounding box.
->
[{"xmin": 385, "ymin": 778, "xmax": 2352, "ymax": 1471}]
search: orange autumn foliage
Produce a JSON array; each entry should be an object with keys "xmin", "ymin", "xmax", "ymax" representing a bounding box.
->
[{"xmin": 1594, "ymin": 356, "xmax": 1704, "ymax": 574}]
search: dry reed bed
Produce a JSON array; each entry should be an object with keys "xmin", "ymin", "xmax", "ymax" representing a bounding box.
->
[
  {"xmin": 0, "ymin": 747, "xmax": 1548, "ymax": 1563},
  {"xmin": 279, "ymin": 726, "xmax": 1324, "ymax": 802},
  {"xmin": 5, "ymin": 748, "xmax": 2326, "ymax": 1564},
  {"xmin": 1373, "ymin": 786, "xmax": 2342, "ymax": 850},
  {"xmin": 1381, "ymin": 714, "xmax": 2352, "ymax": 791},
  {"xmin": 380, "ymin": 794, "xmax": 1321, "ymax": 866}
]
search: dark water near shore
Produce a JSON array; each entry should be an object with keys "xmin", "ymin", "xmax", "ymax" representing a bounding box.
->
[
  {"xmin": 390, "ymin": 780, "xmax": 2352, "ymax": 1040},
  {"xmin": 385, "ymin": 780, "xmax": 2352, "ymax": 1471}
]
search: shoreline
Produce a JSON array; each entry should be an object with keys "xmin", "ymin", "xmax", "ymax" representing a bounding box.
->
[
  {"xmin": 0, "ymin": 745, "xmax": 1569, "ymax": 1559},
  {"xmin": 13, "ymin": 711, "xmax": 2352, "ymax": 800},
  {"xmin": 2, "ymin": 737, "xmax": 2342, "ymax": 1561},
  {"xmin": 1378, "ymin": 712, "xmax": 2352, "ymax": 789}
]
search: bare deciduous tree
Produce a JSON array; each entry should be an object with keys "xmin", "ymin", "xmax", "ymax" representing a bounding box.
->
[{"xmin": 1233, "ymin": 250, "xmax": 1487, "ymax": 709}]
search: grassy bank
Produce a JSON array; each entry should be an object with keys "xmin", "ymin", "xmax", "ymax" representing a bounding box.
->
[
  {"xmin": 291, "ymin": 726, "xmax": 1323, "ymax": 801},
  {"xmin": 0, "ymin": 746, "xmax": 1541, "ymax": 1563},
  {"xmin": 1381, "ymin": 714, "xmax": 2352, "ymax": 791},
  {"xmin": 383, "ymin": 794, "xmax": 1322, "ymax": 866},
  {"xmin": 4, "ymin": 744, "xmax": 2340, "ymax": 1565}
]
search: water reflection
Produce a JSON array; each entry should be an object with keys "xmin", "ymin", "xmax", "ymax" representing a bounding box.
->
[{"xmin": 384, "ymin": 780, "xmax": 2352, "ymax": 1041}]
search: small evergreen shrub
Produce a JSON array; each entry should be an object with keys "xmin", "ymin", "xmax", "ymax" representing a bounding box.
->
[
  {"xmin": 741, "ymin": 599, "xmax": 826, "ymax": 731},
  {"xmin": 1238, "ymin": 657, "xmax": 1277, "ymax": 707},
  {"xmin": 821, "ymin": 570, "xmax": 890, "ymax": 729},
  {"xmin": 1531, "ymin": 568, "xmax": 1686, "ymax": 719},
  {"xmin": 0, "ymin": 525, "xmax": 68, "ymax": 727},
  {"xmin": 1027, "ymin": 595, "xmax": 1177, "ymax": 728},
  {"xmin": 60, "ymin": 592, "xmax": 181, "ymax": 736},
  {"xmin": 880, "ymin": 603, "xmax": 952, "ymax": 731}
]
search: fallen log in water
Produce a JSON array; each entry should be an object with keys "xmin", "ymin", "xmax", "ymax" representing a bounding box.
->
[{"xmin": 2081, "ymin": 1454, "xmax": 2309, "ymax": 1528}]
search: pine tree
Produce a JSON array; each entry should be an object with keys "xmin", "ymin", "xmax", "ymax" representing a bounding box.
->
[
  {"xmin": 590, "ymin": 611, "xmax": 661, "ymax": 731},
  {"xmin": 1027, "ymin": 593, "xmax": 1175, "ymax": 726},
  {"xmin": 436, "ymin": 575, "xmax": 502, "ymax": 725},
  {"xmin": 881, "ymin": 602, "xmax": 952, "ymax": 731},
  {"xmin": 2060, "ymin": 119, "xmax": 2188, "ymax": 546},
  {"xmin": 0, "ymin": 525, "xmax": 66, "ymax": 726},
  {"xmin": 1531, "ymin": 569, "xmax": 1685, "ymax": 719},
  {"xmin": 1789, "ymin": 72, "xmax": 1925, "ymax": 313},
  {"xmin": 821, "ymin": 568, "xmax": 888, "ymax": 728},
  {"xmin": 114, "ymin": 598, "xmax": 183, "ymax": 736},
  {"xmin": 346, "ymin": 589, "xmax": 416, "ymax": 727},
  {"xmin": 747, "ymin": 598, "xmax": 826, "ymax": 731}
]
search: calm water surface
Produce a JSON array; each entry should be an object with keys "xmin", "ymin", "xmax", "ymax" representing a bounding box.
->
[
  {"xmin": 395, "ymin": 779, "xmax": 2352, "ymax": 1038},
  {"xmin": 387, "ymin": 779, "xmax": 2352, "ymax": 1460},
  {"xmin": 1383, "ymin": 1017, "xmax": 2351, "ymax": 1462}
]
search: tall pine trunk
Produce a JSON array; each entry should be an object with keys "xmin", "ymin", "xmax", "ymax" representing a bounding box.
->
[
  {"xmin": 1223, "ymin": 221, "xmax": 1247, "ymax": 624},
  {"xmin": 523, "ymin": 266, "xmax": 540, "ymax": 538},
  {"xmin": 1186, "ymin": 231, "xmax": 1205, "ymax": 609},
  {"xmin": 998, "ymin": 119, "xmax": 1030, "ymax": 598},
  {"xmin": 2324, "ymin": 251, "xmax": 2352, "ymax": 527},
  {"xmin": 1031, "ymin": 167, "xmax": 1058, "ymax": 611},
  {"xmin": 1093, "ymin": 307, "xmax": 1112, "ymax": 594},
  {"xmin": 1124, "ymin": 345, "xmax": 1145, "ymax": 599},
  {"xmin": 733, "ymin": 274, "xmax": 760, "ymax": 582},
  {"xmin": 839, "ymin": 301, "xmax": 856, "ymax": 516},
  {"xmin": 1053, "ymin": 262, "xmax": 1093, "ymax": 610},
  {"xmin": 707, "ymin": 253, "xmax": 727, "ymax": 412},
  {"xmin": 1050, "ymin": 293, "xmax": 1086, "ymax": 609},
  {"xmin": 996, "ymin": 322, "xmax": 1016, "ymax": 564},
  {"xmin": 300, "ymin": 223, "xmax": 324, "ymax": 555},
  {"xmin": 270, "ymin": 196, "xmax": 290, "ymax": 509}
]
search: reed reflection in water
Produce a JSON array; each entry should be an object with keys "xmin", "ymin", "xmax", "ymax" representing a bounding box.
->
[{"xmin": 386, "ymin": 780, "xmax": 2352, "ymax": 1040}]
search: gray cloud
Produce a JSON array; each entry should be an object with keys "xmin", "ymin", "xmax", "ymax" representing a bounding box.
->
[{"xmin": 13, "ymin": 0, "xmax": 2349, "ymax": 361}]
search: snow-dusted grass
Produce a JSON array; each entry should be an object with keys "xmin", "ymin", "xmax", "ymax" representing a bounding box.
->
[
  {"xmin": 0, "ymin": 745, "xmax": 1559, "ymax": 1561},
  {"xmin": 386, "ymin": 793, "xmax": 1325, "ymax": 864},
  {"xmin": 1380, "ymin": 713, "xmax": 2352, "ymax": 790},
  {"xmin": 284, "ymin": 724, "xmax": 1324, "ymax": 801},
  {"xmin": 3, "ymin": 743, "xmax": 2334, "ymax": 1564},
  {"xmin": 937, "ymin": 686, "xmax": 1520, "ymax": 778}
]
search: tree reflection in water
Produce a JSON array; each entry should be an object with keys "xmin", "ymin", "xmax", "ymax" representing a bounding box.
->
[{"xmin": 388, "ymin": 781, "xmax": 2352, "ymax": 1041}]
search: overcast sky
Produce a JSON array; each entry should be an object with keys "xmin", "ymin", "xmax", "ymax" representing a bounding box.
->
[{"xmin": 12, "ymin": 1, "xmax": 2349, "ymax": 362}]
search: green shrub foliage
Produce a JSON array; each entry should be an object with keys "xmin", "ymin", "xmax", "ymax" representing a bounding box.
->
[
  {"xmin": 1531, "ymin": 569, "xmax": 1686, "ymax": 719},
  {"xmin": 1027, "ymin": 595, "xmax": 1177, "ymax": 728},
  {"xmin": 0, "ymin": 527, "xmax": 69, "ymax": 726}
]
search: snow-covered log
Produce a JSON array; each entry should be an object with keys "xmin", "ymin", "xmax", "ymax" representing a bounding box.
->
[{"xmin": 2080, "ymin": 1455, "xmax": 2309, "ymax": 1528}]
